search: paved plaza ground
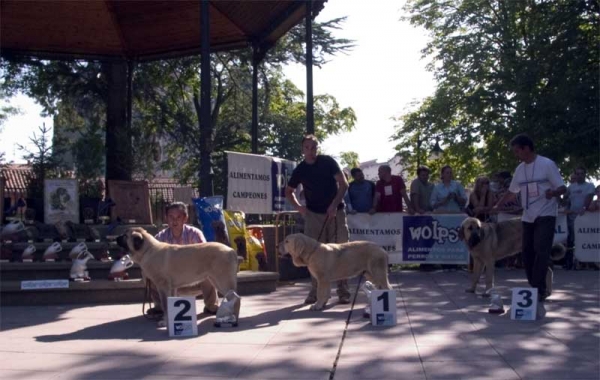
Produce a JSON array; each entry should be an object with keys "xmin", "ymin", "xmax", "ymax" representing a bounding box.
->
[{"xmin": 0, "ymin": 268, "xmax": 598, "ymax": 379}]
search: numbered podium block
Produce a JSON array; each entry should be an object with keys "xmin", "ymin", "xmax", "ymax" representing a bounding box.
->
[
  {"xmin": 168, "ymin": 297, "xmax": 198, "ymax": 337},
  {"xmin": 510, "ymin": 287, "xmax": 538, "ymax": 321},
  {"xmin": 370, "ymin": 289, "xmax": 397, "ymax": 326}
]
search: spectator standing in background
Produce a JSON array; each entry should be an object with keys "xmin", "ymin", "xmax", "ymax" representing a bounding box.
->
[
  {"xmin": 430, "ymin": 165, "xmax": 467, "ymax": 213},
  {"xmin": 374, "ymin": 165, "xmax": 413, "ymax": 213},
  {"xmin": 409, "ymin": 166, "xmax": 434, "ymax": 214},
  {"xmin": 346, "ymin": 168, "xmax": 376, "ymax": 214}
]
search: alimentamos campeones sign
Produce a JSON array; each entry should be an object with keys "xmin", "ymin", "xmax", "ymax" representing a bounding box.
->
[{"xmin": 226, "ymin": 152, "xmax": 296, "ymax": 214}]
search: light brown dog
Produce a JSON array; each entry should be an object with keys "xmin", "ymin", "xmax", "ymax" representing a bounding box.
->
[
  {"xmin": 279, "ymin": 233, "xmax": 391, "ymax": 310},
  {"xmin": 116, "ymin": 227, "xmax": 240, "ymax": 326},
  {"xmin": 459, "ymin": 217, "xmax": 565, "ymax": 296}
]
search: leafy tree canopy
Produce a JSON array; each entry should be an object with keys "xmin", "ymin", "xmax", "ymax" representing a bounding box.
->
[
  {"xmin": 396, "ymin": 0, "xmax": 599, "ymax": 185},
  {"xmin": 1, "ymin": 17, "xmax": 357, "ymax": 195}
]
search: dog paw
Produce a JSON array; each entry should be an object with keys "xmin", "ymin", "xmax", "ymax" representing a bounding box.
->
[
  {"xmin": 157, "ymin": 319, "xmax": 167, "ymax": 328},
  {"xmin": 465, "ymin": 288, "xmax": 476, "ymax": 293},
  {"xmin": 309, "ymin": 304, "xmax": 325, "ymax": 311}
]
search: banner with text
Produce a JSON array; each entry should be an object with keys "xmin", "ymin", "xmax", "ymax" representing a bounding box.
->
[
  {"xmin": 348, "ymin": 213, "xmax": 469, "ymax": 265},
  {"xmin": 349, "ymin": 212, "xmax": 587, "ymax": 264},
  {"xmin": 574, "ymin": 213, "xmax": 600, "ymax": 262},
  {"xmin": 496, "ymin": 213, "xmax": 567, "ymax": 245},
  {"xmin": 227, "ymin": 152, "xmax": 296, "ymax": 214}
]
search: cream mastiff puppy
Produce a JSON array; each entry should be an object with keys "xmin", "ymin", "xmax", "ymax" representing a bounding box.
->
[
  {"xmin": 116, "ymin": 227, "xmax": 240, "ymax": 327},
  {"xmin": 459, "ymin": 217, "xmax": 565, "ymax": 297},
  {"xmin": 279, "ymin": 233, "xmax": 392, "ymax": 310}
]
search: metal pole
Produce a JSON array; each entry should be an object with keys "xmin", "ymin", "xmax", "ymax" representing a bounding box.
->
[
  {"xmin": 417, "ymin": 137, "xmax": 421, "ymax": 168},
  {"xmin": 305, "ymin": 0, "xmax": 314, "ymax": 135},
  {"xmin": 199, "ymin": 0, "xmax": 213, "ymax": 196},
  {"xmin": 251, "ymin": 43, "xmax": 259, "ymax": 154}
]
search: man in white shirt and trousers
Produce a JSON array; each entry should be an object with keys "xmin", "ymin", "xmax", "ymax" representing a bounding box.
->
[{"xmin": 494, "ymin": 134, "xmax": 566, "ymax": 319}]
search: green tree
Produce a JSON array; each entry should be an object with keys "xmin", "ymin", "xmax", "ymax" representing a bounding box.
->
[
  {"xmin": 397, "ymin": 0, "xmax": 599, "ymax": 182},
  {"xmin": 340, "ymin": 151, "xmax": 360, "ymax": 171},
  {"xmin": 18, "ymin": 123, "xmax": 66, "ymax": 198},
  {"xmin": 131, "ymin": 17, "xmax": 356, "ymax": 194},
  {"xmin": 1, "ymin": 18, "xmax": 357, "ymax": 196}
]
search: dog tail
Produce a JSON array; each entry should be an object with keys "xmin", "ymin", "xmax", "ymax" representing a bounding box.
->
[{"xmin": 551, "ymin": 243, "xmax": 566, "ymax": 261}]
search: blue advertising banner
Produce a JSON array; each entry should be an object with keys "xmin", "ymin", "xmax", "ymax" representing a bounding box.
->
[
  {"xmin": 347, "ymin": 213, "xmax": 469, "ymax": 264},
  {"xmin": 402, "ymin": 214, "xmax": 468, "ymax": 264}
]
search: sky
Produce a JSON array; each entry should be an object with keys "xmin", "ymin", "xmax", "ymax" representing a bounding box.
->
[{"xmin": 0, "ymin": 0, "xmax": 435, "ymax": 165}]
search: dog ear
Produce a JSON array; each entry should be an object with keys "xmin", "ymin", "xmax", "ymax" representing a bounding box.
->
[{"xmin": 132, "ymin": 232, "xmax": 144, "ymax": 251}]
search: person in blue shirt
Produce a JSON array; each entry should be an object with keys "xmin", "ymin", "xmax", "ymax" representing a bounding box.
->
[
  {"xmin": 346, "ymin": 168, "xmax": 376, "ymax": 214},
  {"xmin": 430, "ymin": 165, "xmax": 467, "ymax": 213}
]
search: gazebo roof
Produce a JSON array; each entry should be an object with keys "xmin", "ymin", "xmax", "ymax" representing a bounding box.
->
[{"xmin": 0, "ymin": 0, "xmax": 326, "ymax": 61}]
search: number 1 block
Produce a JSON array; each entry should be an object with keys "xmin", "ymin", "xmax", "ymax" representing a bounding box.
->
[{"xmin": 370, "ymin": 289, "xmax": 397, "ymax": 326}]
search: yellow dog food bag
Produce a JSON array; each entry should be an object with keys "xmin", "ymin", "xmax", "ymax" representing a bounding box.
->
[{"xmin": 223, "ymin": 210, "xmax": 263, "ymax": 271}]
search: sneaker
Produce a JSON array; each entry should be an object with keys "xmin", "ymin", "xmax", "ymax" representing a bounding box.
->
[
  {"xmin": 304, "ymin": 296, "xmax": 317, "ymax": 305},
  {"xmin": 338, "ymin": 297, "xmax": 350, "ymax": 305},
  {"xmin": 203, "ymin": 306, "xmax": 218, "ymax": 315},
  {"xmin": 536, "ymin": 302, "xmax": 546, "ymax": 319}
]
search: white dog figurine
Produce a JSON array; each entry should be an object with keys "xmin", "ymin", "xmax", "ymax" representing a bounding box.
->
[{"xmin": 70, "ymin": 251, "xmax": 94, "ymax": 281}]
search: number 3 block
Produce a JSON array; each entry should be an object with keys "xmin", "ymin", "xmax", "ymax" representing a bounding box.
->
[
  {"xmin": 510, "ymin": 287, "xmax": 538, "ymax": 321},
  {"xmin": 370, "ymin": 289, "xmax": 397, "ymax": 326}
]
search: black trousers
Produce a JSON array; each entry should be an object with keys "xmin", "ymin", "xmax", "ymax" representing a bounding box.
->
[{"xmin": 522, "ymin": 216, "xmax": 556, "ymax": 299}]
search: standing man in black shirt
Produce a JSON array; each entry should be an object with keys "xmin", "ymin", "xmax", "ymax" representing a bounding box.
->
[{"xmin": 285, "ymin": 134, "xmax": 351, "ymax": 305}]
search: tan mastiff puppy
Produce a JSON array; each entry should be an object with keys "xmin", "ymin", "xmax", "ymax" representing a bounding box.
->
[
  {"xmin": 279, "ymin": 233, "xmax": 392, "ymax": 310},
  {"xmin": 459, "ymin": 217, "xmax": 565, "ymax": 297},
  {"xmin": 116, "ymin": 227, "xmax": 240, "ymax": 327}
]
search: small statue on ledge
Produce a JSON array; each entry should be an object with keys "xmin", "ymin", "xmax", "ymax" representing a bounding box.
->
[
  {"xmin": 1, "ymin": 220, "xmax": 25, "ymax": 240},
  {"xmin": 43, "ymin": 242, "xmax": 62, "ymax": 262},
  {"xmin": 22, "ymin": 244, "xmax": 36, "ymax": 262},
  {"xmin": 108, "ymin": 254, "xmax": 134, "ymax": 281},
  {"xmin": 69, "ymin": 242, "xmax": 88, "ymax": 260},
  {"xmin": 70, "ymin": 251, "xmax": 94, "ymax": 281}
]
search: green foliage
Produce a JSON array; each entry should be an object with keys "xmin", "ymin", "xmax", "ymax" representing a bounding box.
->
[
  {"xmin": 340, "ymin": 151, "xmax": 360, "ymax": 170},
  {"xmin": 18, "ymin": 123, "xmax": 66, "ymax": 198},
  {"xmin": 0, "ymin": 17, "xmax": 358, "ymax": 196},
  {"xmin": 397, "ymin": 0, "xmax": 600, "ymax": 182},
  {"xmin": 53, "ymin": 101, "xmax": 106, "ymax": 197}
]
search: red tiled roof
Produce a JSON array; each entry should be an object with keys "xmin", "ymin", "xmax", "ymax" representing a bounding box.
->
[
  {"xmin": 1, "ymin": 164, "xmax": 34, "ymax": 192},
  {"xmin": 1, "ymin": 164, "xmax": 197, "ymax": 201}
]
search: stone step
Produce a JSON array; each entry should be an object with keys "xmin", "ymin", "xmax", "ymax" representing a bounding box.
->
[
  {"xmin": 0, "ymin": 261, "xmax": 143, "ymax": 281},
  {"xmin": 1, "ymin": 271, "xmax": 280, "ymax": 306},
  {"xmin": 1, "ymin": 241, "xmax": 118, "ymax": 262}
]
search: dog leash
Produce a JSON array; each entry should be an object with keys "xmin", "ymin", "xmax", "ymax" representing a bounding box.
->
[
  {"xmin": 315, "ymin": 214, "xmax": 330, "ymax": 242},
  {"xmin": 329, "ymin": 271, "xmax": 365, "ymax": 380},
  {"xmin": 142, "ymin": 281, "xmax": 162, "ymax": 320}
]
